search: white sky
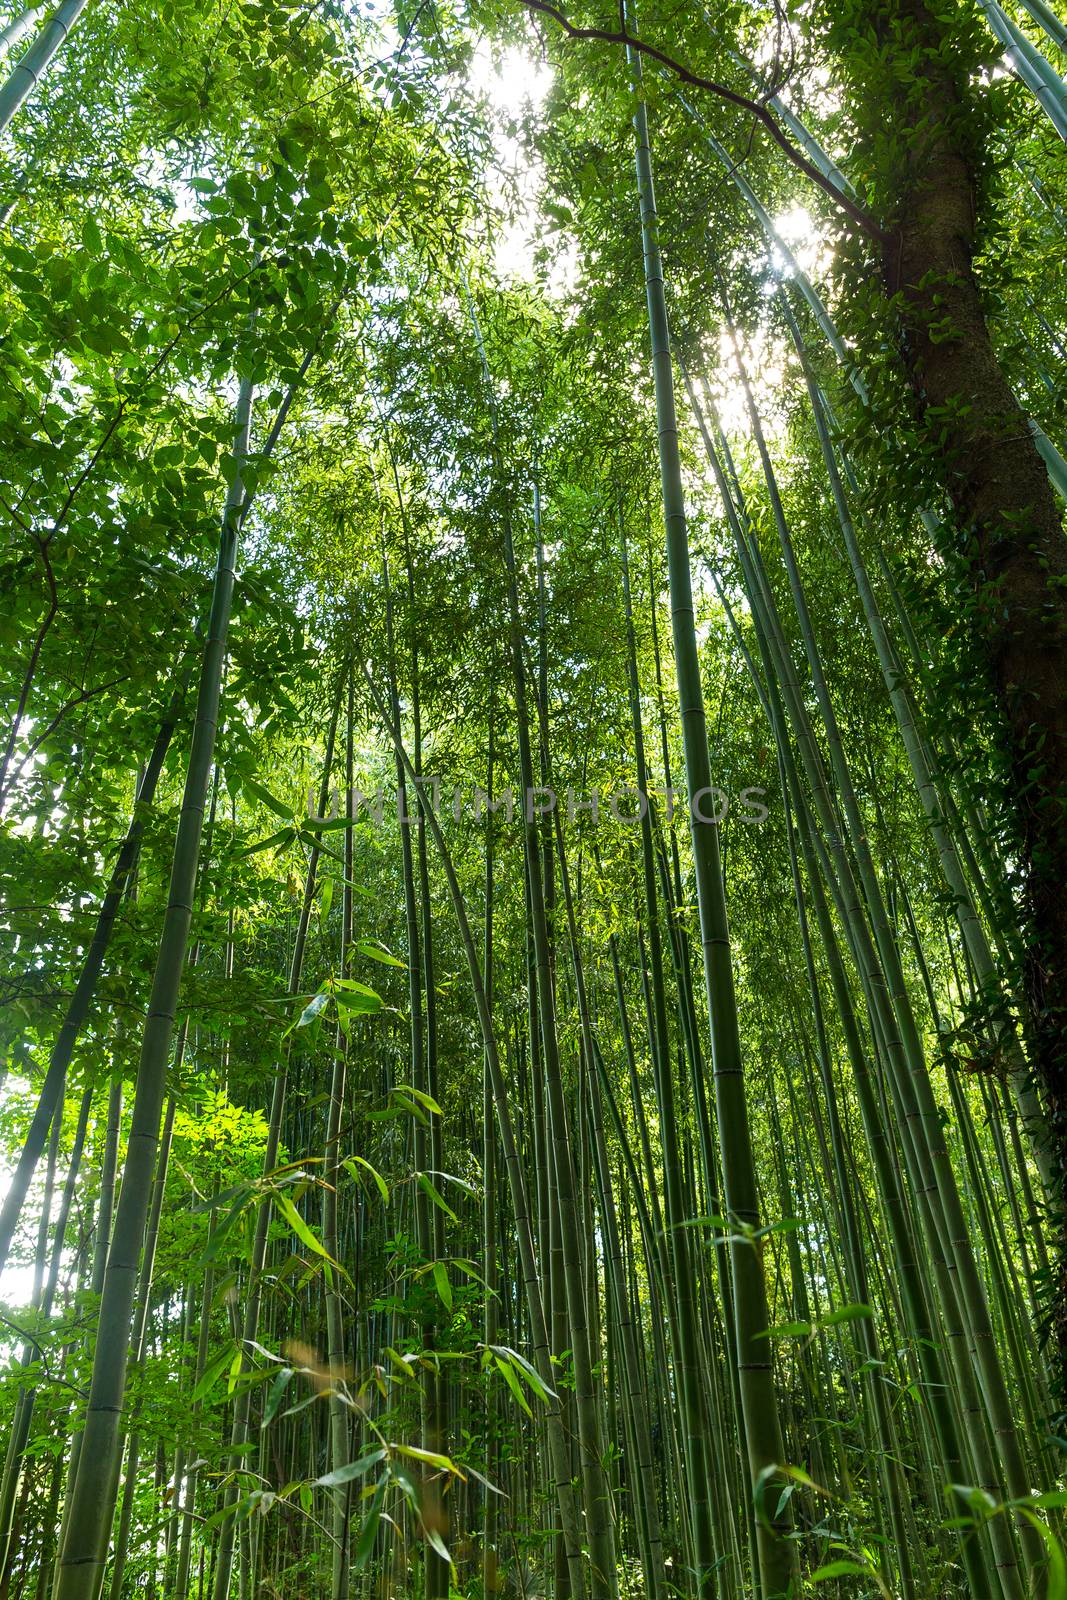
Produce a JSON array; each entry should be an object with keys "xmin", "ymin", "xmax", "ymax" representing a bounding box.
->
[
  {"xmin": 467, "ymin": 41, "xmax": 577, "ymax": 288},
  {"xmin": 0, "ymin": 1073, "xmax": 59, "ymax": 1311}
]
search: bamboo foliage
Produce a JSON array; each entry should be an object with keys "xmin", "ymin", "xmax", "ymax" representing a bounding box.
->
[{"xmin": 0, "ymin": 3, "xmax": 1065, "ymax": 1599}]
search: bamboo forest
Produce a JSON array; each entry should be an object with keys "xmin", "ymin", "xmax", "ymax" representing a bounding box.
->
[{"xmin": 6, "ymin": 0, "xmax": 1067, "ymax": 1596}]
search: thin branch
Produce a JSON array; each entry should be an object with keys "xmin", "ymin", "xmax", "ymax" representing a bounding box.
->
[
  {"xmin": 516, "ymin": 0, "xmax": 887, "ymax": 240},
  {"xmin": 2, "ymin": 671, "xmax": 131, "ymax": 798},
  {"xmin": 0, "ymin": 491, "xmax": 32, "ymax": 534}
]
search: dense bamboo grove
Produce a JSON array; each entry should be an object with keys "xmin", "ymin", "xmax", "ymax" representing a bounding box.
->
[{"xmin": 2, "ymin": 0, "xmax": 1067, "ymax": 1596}]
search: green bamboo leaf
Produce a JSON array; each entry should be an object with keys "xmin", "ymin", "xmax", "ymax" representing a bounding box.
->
[
  {"xmin": 451, "ymin": 1258, "xmax": 490, "ymax": 1289},
  {"xmin": 189, "ymin": 1181, "xmax": 252, "ymax": 1216},
  {"xmin": 464, "ymin": 1463, "xmax": 504, "ymax": 1497},
  {"xmin": 394, "ymin": 1083, "xmax": 443, "ymax": 1115},
  {"xmin": 669, "ymin": 1213, "xmax": 728, "ymax": 1232},
  {"xmin": 262, "ymin": 1368, "xmax": 294, "ymax": 1427},
  {"xmin": 392, "ymin": 1091, "xmax": 429, "ymax": 1126},
  {"xmin": 393, "ymin": 1443, "xmax": 462, "ymax": 1474},
  {"xmin": 1017, "ymin": 1510, "xmax": 1067, "ymax": 1600},
  {"xmin": 315, "ymin": 1449, "xmax": 387, "ymax": 1488},
  {"xmin": 243, "ymin": 1339, "xmax": 285, "ymax": 1364},
  {"xmin": 820, "ymin": 1303, "xmax": 874, "ymax": 1327},
  {"xmin": 191, "ymin": 1342, "xmax": 237, "ymax": 1406},
  {"xmin": 416, "ymin": 1172, "xmax": 458, "ymax": 1223},
  {"xmin": 494, "ymin": 1356, "xmax": 532, "ymax": 1418},
  {"xmin": 431, "ymin": 1260, "xmax": 452, "ymax": 1311},
  {"xmin": 332, "ymin": 977, "xmax": 382, "ymax": 1013},
  {"xmin": 948, "ymin": 1483, "xmax": 997, "ymax": 1521},
  {"xmin": 424, "ymin": 1521, "xmax": 452, "ymax": 1565},
  {"xmin": 427, "ymin": 1169, "xmax": 477, "ymax": 1196},
  {"xmin": 240, "ymin": 774, "xmax": 294, "ymax": 820},
  {"xmin": 296, "ymin": 830, "xmax": 348, "ymax": 864},
  {"xmin": 280, "ymin": 1389, "xmax": 322, "ymax": 1421},
  {"xmin": 295, "ymin": 991, "xmax": 330, "ymax": 1028},
  {"xmin": 204, "ymin": 1501, "xmax": 239, "ymax": 1531},
  {"xmin": 274, "ymin": 1193, "xmax": 350, "ymax": 1282},
  {"xmin": 351, "ymin": 1480, "xmax": 387, "ymax": 1572},
  {"xmin": 754, "ymin": 1216, "xmax": 802, "ymax": 1239},
  {"xmin": 235, "ymin": 825, "xmax": 297, "ymax": 859},
  {"xmin": 488, "ymin": 1344, "xmax": 555, "ymax": 1403},
  {"xmin": 345, "ymin": 1156, "xmax": 389, "ymax": 1203},
  {"xmin": 355, "ymin": 939, "xmax": 407, "ymax": 968},
  {"xmin": 811, "ymin": 1561, "xmax": 869, "ymax": 1581}
]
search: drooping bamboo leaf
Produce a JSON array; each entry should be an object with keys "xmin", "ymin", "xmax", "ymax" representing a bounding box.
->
[
  {"xmin": 314, "ymin": 1449, "xmax": 387, "ymax": 1488},
  {"xmin": 240, "ymin": 774, "xmax": 295, "ymax": 820},
  {"xmin": 352, "ymin": 1480, "xmax": 387, "ymax": 1572},
  {"xmin": 191, "ymin": 1342, "xmax": 238, "ymax": 1406},
  {"xmin": 415, "ymin": 1172, "xmax": 458, "ymax": 1223},
  {"xmin": 344, "ymin": 1155, "xmax": 389, "ymax": 1204},
  {"xmin": 274, "ymin": 1193, "xmax": 351, "ymax": 1283},
  {"xmin": 261, "ymin": 1368, "xmax": 294, "ymax": 1427},
  {"xmin": 431, "ymin": 1260, "xmax": 452, "ymax": 1312}
]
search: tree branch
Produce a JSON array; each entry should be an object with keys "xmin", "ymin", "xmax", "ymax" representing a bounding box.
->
[{"xmin": 516, "ymin": 0, "xmax": 887, "ymax": 241}]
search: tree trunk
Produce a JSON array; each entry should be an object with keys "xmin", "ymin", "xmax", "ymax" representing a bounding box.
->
[{"xmin": 870, "ymin": 0, "xmax": 1067, "ymax": 1328}]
